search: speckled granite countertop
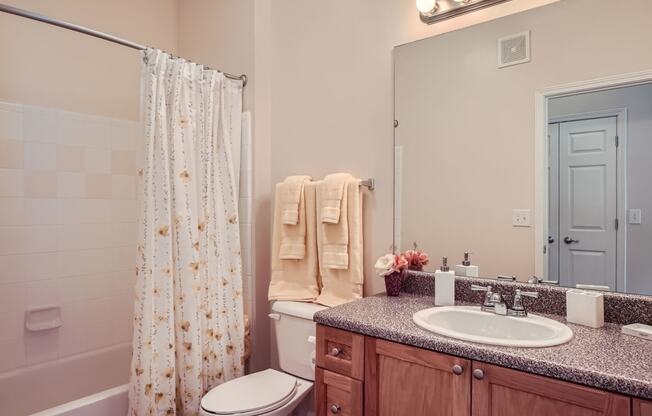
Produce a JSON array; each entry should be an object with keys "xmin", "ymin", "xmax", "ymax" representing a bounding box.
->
[{"xmin": 314, "ymin": 293, "xmax": 652, "ymax": 399}]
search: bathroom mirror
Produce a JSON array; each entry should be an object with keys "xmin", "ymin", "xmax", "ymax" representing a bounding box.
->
[{"xmin": 393, "ymin": 0, "xmax": 652, "ymax": 295}]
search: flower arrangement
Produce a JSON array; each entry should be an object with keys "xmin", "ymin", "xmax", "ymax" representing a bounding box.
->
[
  {"xmin": 374, "ymin": 253, "xmax": 408, "ymax": 277},
  {"xmin": 403, "ymin": 249, "xmax": 429, "ymax": 271}
]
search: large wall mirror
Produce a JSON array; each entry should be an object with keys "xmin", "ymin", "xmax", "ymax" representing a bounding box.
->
[{"xmin": 394, "ymin": 0, "xmax": 652, "ymax": 295}]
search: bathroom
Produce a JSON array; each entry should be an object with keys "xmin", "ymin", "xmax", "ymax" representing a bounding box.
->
[{"xmin": 0, "ymin": 0, "xmax": 650, "ymax": 415}]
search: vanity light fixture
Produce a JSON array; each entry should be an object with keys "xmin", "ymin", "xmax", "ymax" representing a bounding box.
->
[{"xmin": 418, "ymin": 0, "xmax": 513, "ymax": 24}]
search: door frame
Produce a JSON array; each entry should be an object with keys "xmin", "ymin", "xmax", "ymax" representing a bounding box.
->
[
  {"xmin": 534, "ymin": 69, "xmax": 652, "ymax": 291},
  {"xmin": 547, "ymin": 110, "xmax": 627, "ymax": 291}
]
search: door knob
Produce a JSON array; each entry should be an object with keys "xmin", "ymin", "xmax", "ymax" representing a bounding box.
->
[
  {"xmin": 452, "ymin": 364, "xmax": 463, "ymax": 375},
  {"xmin": 330, "ymin": 347, "xmax": 341, "ymax": 356},
  {"xmin": 548, "ymin": 236, "xmax": 555, "ymax": 244},
  {"xmin": 473, "ymin": 368, "xmax": 484, "ymax": 380},
  {"xmin": 563, "ymin": 236, "xmax": 579, "ymax": 244},
  {"xmin": 330, "ymin": 404, "xmax": 341, "ymax": 414}
]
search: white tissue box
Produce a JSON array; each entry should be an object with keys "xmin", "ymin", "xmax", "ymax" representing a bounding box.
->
[{"xmin": 566, "ymin": 289, "xmax": 604, "ymax": 328}]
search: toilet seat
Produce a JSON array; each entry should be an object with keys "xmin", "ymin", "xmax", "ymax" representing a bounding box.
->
[{"xmin": 200, "ymin": 369, "xmax": 299, "ymax": 416}]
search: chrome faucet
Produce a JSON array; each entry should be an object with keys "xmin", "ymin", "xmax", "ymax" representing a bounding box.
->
[{"xmin": 471, "ymin": 285, "xmax": 539, "ymax": 317}]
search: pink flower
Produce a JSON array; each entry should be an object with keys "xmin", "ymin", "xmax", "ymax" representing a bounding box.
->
[{"xmin": 403, "ymin": 250, "xmax": 429, "ymax": 271}]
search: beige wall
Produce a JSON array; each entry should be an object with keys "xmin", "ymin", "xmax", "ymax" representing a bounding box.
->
[
  {"xmin": 395, "ymin": 0, "xmax": 652, "ymax": 281},
  {"xmin": 0, "ymin": 0, "xmax": 178, "ymax": 120}
]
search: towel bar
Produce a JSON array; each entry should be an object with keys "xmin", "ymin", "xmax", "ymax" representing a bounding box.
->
[{"xmin": 359, "ymin": 178, "xmax": 375, "ymax": 190}]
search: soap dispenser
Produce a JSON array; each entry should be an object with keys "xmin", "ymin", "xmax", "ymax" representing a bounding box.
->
[
  {"xmin": 454, "ymin": 252, "xmax": 479, "ymax": 277},
  {"xmin": 435, "ymin": 257, "xmax": 456, "ymax": 306}
]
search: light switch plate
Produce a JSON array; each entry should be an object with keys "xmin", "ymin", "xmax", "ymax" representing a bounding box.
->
[
  {"xmin": 628, "ymin": 209, "xmax": 642, "ymax": 224},
  {"xmin": 512, "ymin": 209, "xmax": 531, "ymax": 227}
]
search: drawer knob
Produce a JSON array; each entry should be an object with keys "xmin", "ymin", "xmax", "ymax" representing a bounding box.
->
[
  {"xmin": 452, "ymin": 364, "xmax": 463, "ymax": 375},
  {"xmin": 330, "ymin": 347, "xmax": 341, "ymax": 357},
  {"xmin": 330, "ymin": 404, "xmax": 341, "ymax": 414},
  {"xmin": 473, "ymin": 368, "xmax": 485, "ymax": 380}
]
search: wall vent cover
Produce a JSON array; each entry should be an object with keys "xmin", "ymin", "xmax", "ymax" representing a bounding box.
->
[{"xmin": 497, "ymin": 31, "xmax": 530, "ymax": 68}]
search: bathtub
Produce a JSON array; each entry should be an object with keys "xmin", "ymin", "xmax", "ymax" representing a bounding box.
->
[{"xmin": 0, "ymin": 343, "xmax": 131, "ymax": 416}]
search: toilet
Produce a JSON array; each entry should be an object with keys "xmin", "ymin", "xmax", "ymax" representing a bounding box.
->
[{"xmin": 200, "ymin": 301, "xmax": 327, "ymax": 416}]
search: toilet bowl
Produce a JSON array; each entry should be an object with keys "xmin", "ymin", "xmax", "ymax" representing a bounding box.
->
[{"xmin": 200, "ymin": 301, "xmax": 327, "ymax": 416}]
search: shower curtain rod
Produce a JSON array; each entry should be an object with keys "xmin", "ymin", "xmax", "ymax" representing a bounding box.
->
[{"xmin": 0, "ymin": 3, "xmax": 248, "ymax": 86}]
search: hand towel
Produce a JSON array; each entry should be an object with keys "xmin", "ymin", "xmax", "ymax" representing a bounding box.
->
[
  {"xmin": 280, "ymin": 175, "xmax": 311, "ymax": 225},
  {"xmin": 318, "ymin": 178, "xmax": 350, "ymax": 270},
  {"xmin": 268, "ymin": 181, "xmax": 320, "ymax": 301},
  {"xmin": 320, "ymin": 173, "xmax": 351, "ymax": 224},
  {"xmin": 316, "ymin": 177, "xmax": 364, "ymax": 307},
  {"xmin": 279, "ymin": 176, "xmax": 311, "ymax": 260}
]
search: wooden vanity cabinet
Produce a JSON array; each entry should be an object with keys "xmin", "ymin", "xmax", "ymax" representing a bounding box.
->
[{"xmin": 315, "ymin": 325, "xmax": 639, "ymax": 416}]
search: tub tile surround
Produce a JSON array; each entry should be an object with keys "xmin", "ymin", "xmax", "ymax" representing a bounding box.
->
[
  {"xmin": 403, "ymin": 270, "xmax": 652, "ymax": 325},
  {"xmin": 0, "ymin": 102, "xmax": 138, "ymax": 373}
]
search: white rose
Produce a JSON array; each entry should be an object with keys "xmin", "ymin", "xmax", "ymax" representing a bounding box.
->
[{"xmin": 374, "ymin": 254, "xmax": 395, "ymax": 277}]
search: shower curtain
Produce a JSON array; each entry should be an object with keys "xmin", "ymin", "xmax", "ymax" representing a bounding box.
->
[{"xmin": 129, "ymin": 49, "xmax": 245, "ymax": 416}]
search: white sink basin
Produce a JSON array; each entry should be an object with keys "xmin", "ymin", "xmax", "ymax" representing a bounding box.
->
[{"xmin": 413, "ymin": 306, "xmax": 573, "ymax": 348}]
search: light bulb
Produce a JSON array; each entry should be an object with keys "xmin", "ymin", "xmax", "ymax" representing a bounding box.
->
[{"xmin": 416, "ymin": 0, "xmax": 438, "ymax": 15}]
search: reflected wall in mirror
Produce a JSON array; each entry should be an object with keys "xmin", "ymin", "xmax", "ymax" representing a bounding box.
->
[{"xmin": 394, "ymin": 0, "xmax": 652, "ymax": 295}]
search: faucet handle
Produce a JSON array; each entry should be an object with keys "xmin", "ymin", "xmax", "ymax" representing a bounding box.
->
[
  {"xmin": 516, "ymin": 289, "xmax": 539, "ymax": 298},
  {"xmin": 471, "ymin": 284, "xmax": 492, "ymax": 292}
]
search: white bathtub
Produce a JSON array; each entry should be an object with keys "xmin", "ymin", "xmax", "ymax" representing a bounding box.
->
[
  {"xmin": 30, "ymin": 385, "xmax": 128, "ymax": 416},
  {"xmin": 0, "ymin": 343, "xmax": 131, "ymax": 416}
]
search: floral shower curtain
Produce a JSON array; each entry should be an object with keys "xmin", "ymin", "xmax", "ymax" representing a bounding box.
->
[{"xmin": 129, "ymin": 49, "xmax": 245, "ymax": 416}]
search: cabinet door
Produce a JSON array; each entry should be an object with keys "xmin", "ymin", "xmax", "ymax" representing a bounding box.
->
[
  {"xmin": 634, "ymin": 399, "xmax": 652, "ymax": 416},
  {"xmin": 471, "ymin": 362, "xmax": 630, "ymax": 416},
  {"xmin": 315, "ymin": 367, "xmax": 363, "ymax": 416},
  {"xmin": 365, "ymin": 337, "xmax": 471, "ymax": 416}
]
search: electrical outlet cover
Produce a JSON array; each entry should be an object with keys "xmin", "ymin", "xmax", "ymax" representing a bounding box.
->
[{"xmin": 512, "ymin": 209, "xmax": 531, "ymax": 227}]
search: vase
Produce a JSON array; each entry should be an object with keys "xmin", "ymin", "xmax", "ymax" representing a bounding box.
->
[{"xmin": 384, "ymin": 270, "xmax": 404, "ymax": 296}]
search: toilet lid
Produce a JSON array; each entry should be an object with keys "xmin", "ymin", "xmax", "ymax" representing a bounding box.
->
[{"xmin": 201, "ymin": 369, "xmax": 298, "ymax": 415}]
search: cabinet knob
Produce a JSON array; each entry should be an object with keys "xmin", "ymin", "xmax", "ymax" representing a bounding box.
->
[
  {"xmin": 330, "ymin": 404, "xmax": 341, "ymax": 414},
  {"xmin": 452, "ymin": 364, "xmax": 463, "ymax": 375},
  {"xmin": 473, "ymin": 368, "xmax": 485, "ymax": 380},
  {"xmin": 330, "ymin": 347, "xmax": 341, "ymax": 357}
]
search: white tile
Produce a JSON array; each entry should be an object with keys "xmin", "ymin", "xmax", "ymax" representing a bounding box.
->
[
  {"xmin": 0, "ymin": 339, "xmax": 26, "ymax": 371},
  {"xmin": 0, "ymin": 226, "xmax": 26, "ymax": 255},
  {"xmin": 26, "ymin": 279, "xmax": 58, "ymax": 307},
  {"xmin": 58, "ymin": 113, "xmax": 111, "ymax": 149},
  {"xmin": 57, "ymin": 199, "xmax": 110, "ymax": 224},
  {"xmin": 57, "ymin": 248, "xmax": 113, "ymax": 277},
  {"xmin": 0, "ymin": 255, "xmax": 25, "ymax": 284},
  {"xmin": 0, "ymin": 198, "xmax": 25, "ymax": 225},
  {"xmin": 110, "ymin": 120, "xmax": 139, "ymax": 151},
  {"xmin": 111, "ymin": 175, "xmax": 136, "ymax": 199},
  {"xmin": 0, "ymin": 103, "xmax": 23, "ymax": 142},
  {"xmin": 85, "ymin": 319, "xmax": 113, "ymax": 351},
  {"xmin": 0, "ymin": 282, "xmax": 26, "ymax": 314},
  {"xmin": 107, "ymin": 246, "xmax": 136, "ymax": 272},
  {"xmin": 84, "ymin": 148, "xmax": 111, "ymax": 174},
  {"xmin": 24, "ymin": 330, "xmax": 59, "ymax": 365},
  {"xmin": 56, "ymin": 276, "xmax": 86, "ymax": 303},
  {"xmin": 0, "ymin": 312, "xmax": 23, "ymax": 342},
  {"xmin": 24, "ymin": 142, "xmax": 56, "ymax": 171},
  {"xmin": 24, "ymin": 253, "xmax": 58, "ymax": 281},
  {"xmin": 58, "ymin": 302, "xmax": 86, "ymax": 357},
  {"xmin": 25, "ymin": 225, "xmax": 57, "ymax": 253},
  {"xmin": 109, "ymin": 222, "xmax": 137, "ymax": 247},
  {"xmin": 110, "ymin": 295, "xmax": 134, "ymax": 344},
  {"xmin": 110, "ymin": 270, "xmax": 136, "ymax": 295},
  {"xmin": 23, "ymin": 106, "xmax": 59, "ymax": 143},
  {"xmin": 57, "ymin": 172, "xmax": 85, "ymax": 198},
  {"xmin": 25, "ymin": 198, "xmax": 58, "ymax": 225},
  {"xmin": 109, "ymin": 199, "xmax": 138, "ymax": 223},
  {"xmin": 58, "ymin": 223, "xmax": 112, "ymax": 250},
  {"xmin": 0, "ymin": 169, "xmax": 24, "ymax": 197}
]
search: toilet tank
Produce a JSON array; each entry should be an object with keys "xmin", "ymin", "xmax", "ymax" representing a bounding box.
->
[{"xmin": 270, "ymin": 301, "xmax": 328, "ymax": 381}]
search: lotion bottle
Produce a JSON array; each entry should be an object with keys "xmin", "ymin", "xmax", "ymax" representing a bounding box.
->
[
  {"xmin": 435, "ymin": 257, "xmax": 456, "ymax": 306},
  {"xmin": 454, "ymin": 252, "xmax": 479, "ymax": 277}
]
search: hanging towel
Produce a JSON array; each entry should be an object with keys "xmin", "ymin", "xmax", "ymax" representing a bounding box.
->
[
  {"xmin": 280, "ymin": 175, "xmax": 312, "ymax": 225},
  {"xmin": 320, "ymin": 173, "xmax": 351, "ymax": 224},
  {"xmin": 279, "ymin": 176, "xmax": 311, "ymax": 259},
  {"xmin": 269, "ymin": 181, "xmax": 320, "ymax": 301},
  {"xmin": 318, "ymin": 178, "xmax": 350, "ymax": 270},
  {"xmin": 316, "ymin": 177, "xmax": 364, "ymax": 307}
]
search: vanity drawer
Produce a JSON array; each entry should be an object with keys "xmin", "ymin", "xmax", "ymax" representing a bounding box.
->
[
  {"xmin": 315, "ymin": 367, "xmax": 363, "ymax": 416},
  {"xmin": 316, "ymin": 325, "xmax": 364, "ymax": 380}
]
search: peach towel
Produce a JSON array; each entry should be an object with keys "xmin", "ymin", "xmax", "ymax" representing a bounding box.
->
[
  {"xmin": 268, "ymin": 182, "xmax": 320, "ymax": 301},
  {"xmin": 279, "ymin": 176, "xmax": 311, "ymax": 259},
  {"xmin": 316, "ymin": 177, "xmax": 364, "ymax": 307},
  {"xmin": 320, "ymin": 173, "xmax": 350, "ymax": 224}
]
